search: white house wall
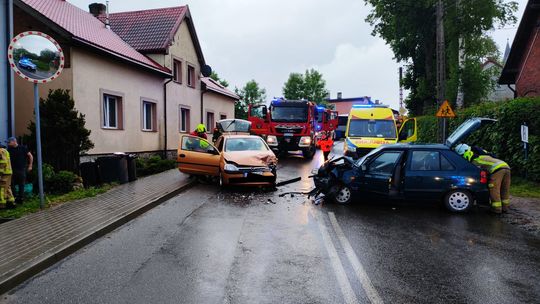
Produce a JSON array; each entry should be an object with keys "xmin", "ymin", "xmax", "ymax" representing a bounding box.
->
[
  {"xmin": 153, "ymin": 20, "xmax": 203, "ymax": 151},
  {"xmin": 71, "ymin": 48, "xmax": 164, "ymax": 155}
]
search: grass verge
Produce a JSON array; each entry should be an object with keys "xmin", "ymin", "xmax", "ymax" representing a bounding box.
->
[
  {"xmin": 511, "ymin": 177, "xmax": 540, "ymax": 199},
  {"xmin": 0, "ymin": 184, "xmax": 116, "ymax": 219}
]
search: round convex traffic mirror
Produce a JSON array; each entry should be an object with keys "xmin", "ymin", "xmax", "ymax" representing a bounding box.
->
[{"xmin": 8, "ymin": 31, "xmax": 65, "ymax": 83}]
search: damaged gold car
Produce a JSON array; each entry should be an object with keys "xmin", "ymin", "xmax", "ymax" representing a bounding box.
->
[{"xmin": 178, "ymin": 134, "xmax": 278, "ymax": 187}]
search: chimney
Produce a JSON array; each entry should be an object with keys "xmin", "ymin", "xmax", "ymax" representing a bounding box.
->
[
  {"xmin": 337, "ymin": 92, "xmax": 342, "ymax": 99},
  {"xmin": 89, "ymin": 3, "xmax": 106, "ymax": 17},
  {"xmin": 89, "ymin": 2, "xmax": 110, "ymax": 29}
]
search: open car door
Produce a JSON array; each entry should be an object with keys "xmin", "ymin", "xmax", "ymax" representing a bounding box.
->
[
  {"xmin": 398, "ymin": 118, "xmax": 417, "ymax": 143},
  {"xmin": 247, "ymin": 104, "xmax": 269, "ymax": 136},
  {"xmin": 177, "ymin": 135, "xmax": 221, "ymax": 176}
]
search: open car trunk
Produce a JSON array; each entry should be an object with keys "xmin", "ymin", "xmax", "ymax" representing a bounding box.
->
[{"xmin": 445, "ymin": 118, "xmax": 497, "ymax": 148}]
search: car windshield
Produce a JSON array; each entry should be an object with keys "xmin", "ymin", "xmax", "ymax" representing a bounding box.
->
[
  {"xmin": 225, "ymin": 137, "xmax": 268, "ymax": 152},
  {"xmin": 271, "ymin": 106, "xmax": 308, "ymax": 122},
  {"xmin": 348, "ymin": 119, "xmax": 396, "ymax": 138}
]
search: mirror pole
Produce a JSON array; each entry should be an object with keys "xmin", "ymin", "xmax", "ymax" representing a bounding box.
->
[{"xmin": 34, "ymin": 83, "xmax": 45, "ymax": 208}]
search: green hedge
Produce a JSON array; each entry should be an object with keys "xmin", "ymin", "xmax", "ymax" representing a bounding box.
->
[
  {"xmin": 135, "ymin": 156, "xmax": 177, "ymax": 177},
  {"xmin": 414, "ymin": 97, "xmax": 540, "ymax": 182}
]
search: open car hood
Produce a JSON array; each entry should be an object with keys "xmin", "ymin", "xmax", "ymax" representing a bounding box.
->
[
  {"xmin": 223, "ymin": 151, "xmax": 277, "ymax": 167},
  {"xmin": 217, "ymin": 119, "xmax": 251, "ymax": 134},
  {"xmin": 445, "ymin": 118, "xmax": 497, "ymax": 148}
]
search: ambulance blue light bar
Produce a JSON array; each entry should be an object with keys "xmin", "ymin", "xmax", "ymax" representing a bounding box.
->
[{"xmin": 352, "ymin": 104, "xmax": 389, "ymax": 108}]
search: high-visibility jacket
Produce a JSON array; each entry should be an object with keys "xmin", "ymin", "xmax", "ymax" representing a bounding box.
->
[
  {"xmin": 0, "ymin": 148, "xmax": 12, "ymax": 175},
  {"xmin": 319, "ymin": 137, "xmax": 333, "ymax": 152},
  {"xmin": 191, "ymin": 131, "xmax": 208, "ymax": 139},
  {"xmin": 471, "ymin": 155, "xmax": 510, "ymax": 174}
]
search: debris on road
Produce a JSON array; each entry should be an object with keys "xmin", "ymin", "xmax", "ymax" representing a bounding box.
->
[{"xmin": 275, "ymin": 177, "xmax": 302, "ymax": 187}]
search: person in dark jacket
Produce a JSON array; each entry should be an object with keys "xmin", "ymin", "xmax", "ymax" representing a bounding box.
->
[{"xmin": 7, "ymin": 137, "xmax": 33, "ymax": 204}]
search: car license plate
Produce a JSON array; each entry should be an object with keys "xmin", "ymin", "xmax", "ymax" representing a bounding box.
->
[{"xmin": 284, "ymin": 133, "xmax": 294, "ymax": 137}]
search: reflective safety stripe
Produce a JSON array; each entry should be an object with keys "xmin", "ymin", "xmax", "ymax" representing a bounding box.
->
[
  {"xmin": 0, "ymin": 188, "xmax": 4, "ymax": 204},
  {"xmin": 475, "ymin": 156, "xmax": 509, "ymax": 174},
  {"xmin": 488, "ymin": 183, "xmax": 494, "ymax": 188},
  {"xmin": 491, "ymin": 201, "xmax": 502, "ymax": 208},
  {"xmin": 491, "ymin": 162, "xmax": 509, "ymax": 173},
  {"xmin": 502, "ymin": 200, "xmax": 510, "ymax": 206}
]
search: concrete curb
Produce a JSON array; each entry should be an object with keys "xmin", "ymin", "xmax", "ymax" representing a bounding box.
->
[{"xmin": 0, "ymin": 180, "xmax": 195, "ymax": 295}]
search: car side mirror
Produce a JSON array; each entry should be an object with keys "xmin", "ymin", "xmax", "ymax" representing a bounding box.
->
[
  {"xmin": 361, "ymin": 164, "xmax": 367, "ymax": 172},
  {"xmin": 262, "ymin": 107, "xmax": 268, "ymax": 116}
]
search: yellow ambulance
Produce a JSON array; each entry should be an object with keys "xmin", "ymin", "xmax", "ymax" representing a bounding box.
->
[{"xmin": 344, "ymin": 105, "xmax": 417, "ymax": 158}]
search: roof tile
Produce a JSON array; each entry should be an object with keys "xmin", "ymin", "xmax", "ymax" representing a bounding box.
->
[
  {"xmin": 109, "ymin": 6, "xmax": 187, "ymax": 53},
  {"xmin": 202, "ymin": 77, "xmax": 240, "ymax": 100},
  {"xmin": 20, "ymin": 0, "xmax": 169, "ymax": 74}
]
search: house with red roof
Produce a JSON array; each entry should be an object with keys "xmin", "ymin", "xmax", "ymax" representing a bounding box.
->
[
  {"xmin": 12, "ymin": 0, "xmax": 238, "ymax": 159},
  {"xmin": 499, "ymin": 0, "xmax": 540, "ymax": 97}
]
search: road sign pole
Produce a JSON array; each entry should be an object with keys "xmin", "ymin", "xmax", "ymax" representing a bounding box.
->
[{"xmin": 34, "ymin": 83, "xmax": 45, "ymax": 208}]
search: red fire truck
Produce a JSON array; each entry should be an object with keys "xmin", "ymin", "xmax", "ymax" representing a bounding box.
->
[
  {"xmin": 314, "ymin": 106, "xmax": 339, "ymax": 147},
  {"xmin": 248, "ymin": 98, "xmax": 319, "ymax": 159}
]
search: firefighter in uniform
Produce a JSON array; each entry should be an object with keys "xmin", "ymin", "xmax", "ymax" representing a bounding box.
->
[
  {"xmin": 191, "ymin": 124, "xmax": 208, "ymax": 140},
  {"xmin": 319, "ymin": 131, "xmax": 334, "ymax": 161},
  {"xmin": 0, "ymin": 144, "xmax": 15, "ymax": 209},
  {"xmin": 456, "ymin": 144, "xmax": 511, "ymax": 214}
]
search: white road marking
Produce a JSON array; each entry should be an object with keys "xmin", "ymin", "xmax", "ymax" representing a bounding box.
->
[
  {"xmin": 328, "ymin": 212, "xmax": 384, "ymax": 304},
  {"xmin": 316, "ymin": 212, "xmax": 360, "ymax": 304}
]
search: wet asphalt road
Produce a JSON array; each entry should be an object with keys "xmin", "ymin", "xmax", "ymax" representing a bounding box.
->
[{"xmin": 2, "ymin": 143, "xmax": 540, "ymax": 304}]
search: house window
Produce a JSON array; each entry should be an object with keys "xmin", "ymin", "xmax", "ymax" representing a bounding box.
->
[
  {"xmin": 142, "ymin": 101, "xmax": 156, "ymax": 131},
  {"xmin": 220, "ymin": 114, "xmax": 227, "ymax": 120},
  {"xmin": 103, "ymin": 94, "xmax": 122, "ymax": 129},
  {"xmin": 173, "ymin": 59, "xmax": 182, "ymax": 83},
  {"xmin": 187, "ymin": 65, "xmax": 195, "ymax": 88},
  {"xmin": 180, "ymin": 107, "xmax": 190, "ymax": 132},
  {"xmin": 206, "ymin": 112, "xmax": 214, "ymax": 132}
]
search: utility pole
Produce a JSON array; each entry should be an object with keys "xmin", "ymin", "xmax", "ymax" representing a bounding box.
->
[
  {"xmin": 399, "ymin": 67, "xmax": 403, "ymax": 108},
  {"xmin": 456, "ymin": 0, "xmax": 465, "ymax": 109},
  {"xmin": 1, "ymin": 0, "xmax": 9, "ymax": 140},
  {"xmin": 436, "ymin": 0, "xmax": 446, "ymax": 142}
]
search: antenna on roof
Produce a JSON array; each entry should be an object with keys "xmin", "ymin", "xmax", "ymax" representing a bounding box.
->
[{"xmin": 105, "ymin": 0, "xmax": 111, "ymax": 29}]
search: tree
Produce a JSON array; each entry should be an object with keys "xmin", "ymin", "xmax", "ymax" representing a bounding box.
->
[
  {"xmin": 209, "ymin": 71, "xmax": 229, "ymax": 88},
  {"xmin": 282, "ymin": 69, "xmax": 330, "ymax": 105},
  {"xmin": 283, "ymin": 73, "xmax": 305, "ymax": 100},
  {"xmin": 26, "ymin": 89, "xmax": 94, "ymax": 172},
  {"xmin": 364, "ymin": 0, "xmax": 517, "ymax": 115},
  {"xmin": 234, "ymin": 80, "xmax": 267, "ymax": 119}
]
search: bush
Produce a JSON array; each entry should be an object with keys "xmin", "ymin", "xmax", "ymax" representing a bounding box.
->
[
  {"xmin": 136, "ymin": 156, "xmax": 176, "ymax": 177},
  {"xmin": 46, "ymin": 171, "xmax": 78, "ymax": 194},
  {"xmin": 413, "ymin": 97, "xmax": 540, "ymax": 182},
  {"xmin": 26, "ymin": 89, "xmax": 94, "ymax": 173},
  {"xmin": 30, "ymin": 164, "xmax": 79, "ymax": 194}
]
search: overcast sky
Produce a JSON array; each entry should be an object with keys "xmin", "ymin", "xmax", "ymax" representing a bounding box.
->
[{"xmin": 69, "ymin": 0, "xmax": 527, "ymax": 110}]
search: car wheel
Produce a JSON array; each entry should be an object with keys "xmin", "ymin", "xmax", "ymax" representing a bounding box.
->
[
  {"xmin": 219, "ymin": 172, "xmax": 226, "ymax": 188},
  {"xmin": 444, "ymin": 190, "xmax": 472, "ymax": 213},
  {"xmin": 333, "ymin": 185, "xmax": 352, "ymax": 204}
]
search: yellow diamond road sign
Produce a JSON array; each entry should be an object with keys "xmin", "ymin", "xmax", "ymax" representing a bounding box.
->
[{"xmin": 436, "ymin": 100, "xmax": 456, "ymax": 118}]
